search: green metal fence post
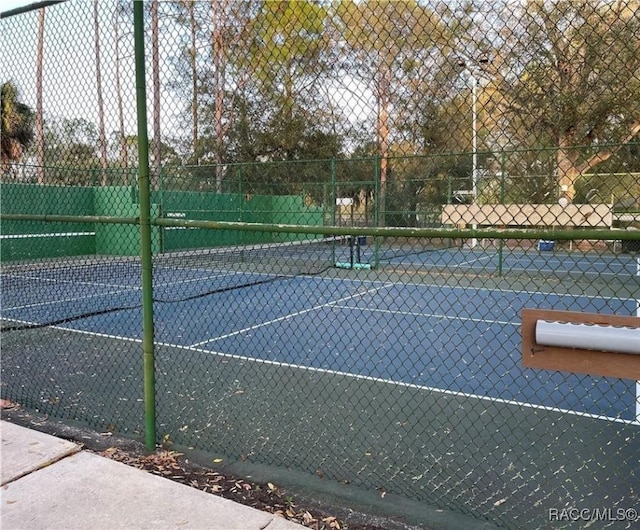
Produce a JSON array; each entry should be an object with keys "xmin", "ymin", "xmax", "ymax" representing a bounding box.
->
[
  {"xmin": 133, "ymin": 0, "xmax": 156, "ymax": 451},
  {"xmin": 330, "ymin": 158, "xmax": 336, "ymax": 226},
  {"xmin": 498, "ymin": 150, "xmax": 506, "ymax": 276},
  {"xmin": 238, "ymin": 164, "xmax": 244, "ymax": 246},
  {"xmin": 158, "ymin": 165, "xmax": 164, "ymax": 253},
  {"xmin": 373, "ymin": 156, "xmax": 381, "ymax": 269},
  {"xmin": 330, "ymin": 158, "xmax": 336, "ymax": 263}
]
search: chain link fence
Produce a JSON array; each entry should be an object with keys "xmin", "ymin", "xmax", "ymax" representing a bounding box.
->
[{"xmin": 2, "ymin": 1, "xmax": 639, "ymax": 528}]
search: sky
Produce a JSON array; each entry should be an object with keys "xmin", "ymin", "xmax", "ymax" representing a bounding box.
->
[
  {"xmin": 2, "ymin": 0, "xmax": 42, "ymax": 13},
  {"xmin": 1, "ymin": 0, "xmax": 374, "ymax": 154},
  {"xmin": 1, "ymin": 0, "xmax": 188, "ymax": 143}
]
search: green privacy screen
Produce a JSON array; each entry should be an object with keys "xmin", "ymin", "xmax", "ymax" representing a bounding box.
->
[{"xmin": 2, "ymin": 182, "xmax": 324, "ymax": 259}]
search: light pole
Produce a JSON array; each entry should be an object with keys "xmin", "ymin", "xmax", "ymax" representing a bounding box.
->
[
  {"xmin": 471, "ymin": 72, "xmax": 478, "ymax": 202},
  {"xmin": 457, "ymin": 56, "xmax": 489, "ymax": 248}
]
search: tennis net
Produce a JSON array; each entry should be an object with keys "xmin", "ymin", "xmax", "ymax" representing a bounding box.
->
[{"xmin": 0, "ymin": 235, "xmax": 348, "ymax": 331}]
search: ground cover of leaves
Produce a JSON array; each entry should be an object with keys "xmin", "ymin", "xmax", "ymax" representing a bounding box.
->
[
  {"xmin": 1, "ymin": 401, "xmax": 421, "ymax": 530},
  {"xmin": 97, "ymin": 445, "xmax": 376, "ymax": 530}
]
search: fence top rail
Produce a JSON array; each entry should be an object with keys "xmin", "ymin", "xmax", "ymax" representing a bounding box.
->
[
  {"xmin": 4, "ymin": 212, "xmax": 640, "ymax": 241},
  {"xmin": 0, "ymin": 0, "xmax": 64, "ymax": 19}
]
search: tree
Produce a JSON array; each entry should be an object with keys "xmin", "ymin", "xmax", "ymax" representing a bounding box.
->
[
  {"xmin": 151, "ymin": 0, "xmax": 162, "ymax": 189},
  {"xmin": 170, "ymin": 1, "xmax": 209, "ymax": 163},
  {"xmin": 496, "ymin": 0, "xmax": 640, "ymax": 201},
  {"xmin": 114, "ymin": 3, "xmax": 128, "ymax": 173},
  {"xmin": 0, "ymin": 82, "xmax": 34, "ymax": 169},
  {"xmin": 334, "ymin": 0, "xmax": 450, "ymax": 224},
  {"xmin": 94, "ymin": 0, "xmax": 108, "ymax": 184},
  {"xmin": 36, "ymin": 6, "xmax": 45, "ymax": 183},
  {"xmin": 237, "ymin": 0, "xmax": 331, "ymax": 161},
  {"xmin": 42, "ymin": 118, "xmax": 100, "ymax": 183},
  {"xmin": 169, "ymin": 1, "xmax": 254, "ymax": 189},
  {"xmin": 182, "ymin": 0, "xmax": 199, "ymax": 162},
  {"xmin": 210, "ymin": 0, "xmax": 229, "ymax": 192}
]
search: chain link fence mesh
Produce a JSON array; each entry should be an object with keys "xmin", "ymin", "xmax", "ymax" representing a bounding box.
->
[{"xmin": 1, "ymin": 1, "xmax": 639, "ymax": 528}]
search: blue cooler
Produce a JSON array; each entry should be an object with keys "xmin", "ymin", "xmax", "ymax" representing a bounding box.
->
[{"xmin": 538, "ymin": 240, "xmax": 555, "ymax": 251}]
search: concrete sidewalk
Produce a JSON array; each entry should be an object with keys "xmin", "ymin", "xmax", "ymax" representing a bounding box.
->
[{"xmin": 1, "ymin": 420, "xmax": 304, "ymax": 530}]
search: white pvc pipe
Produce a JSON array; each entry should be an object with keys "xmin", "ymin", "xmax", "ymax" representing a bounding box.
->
[{"xmin": 536, "ymin": 321, "xmax": 640, "ymax": 355}]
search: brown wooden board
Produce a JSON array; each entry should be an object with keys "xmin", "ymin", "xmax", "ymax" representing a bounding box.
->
[{"xmin": 521, "ymin": 309, "xmax": 640, "ymax": 380}]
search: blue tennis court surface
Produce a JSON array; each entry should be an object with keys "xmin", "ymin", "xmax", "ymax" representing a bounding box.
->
[
  {"xmin": 361, "ymin": 244, "xmax": 640, "ymax": 278},
  {"xmin": 3, "ymin": 265, "xmax": 637, "ymax": 422}
]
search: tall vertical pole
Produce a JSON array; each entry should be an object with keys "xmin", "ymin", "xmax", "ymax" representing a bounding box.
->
[
  {"xmin": 133, "ymin": 0, "xmax": 156, "ymax": 451},
  {"xmin": 373, "ymin": 156, "xmax": 381, "ymax": 269},
  {"xmin": 330, "ymin": 158, "xmax": 336, "ymax": 264},
  {"xmin": 470, "ymin": 74, "xmax": 478, "ymax": 248},
  {"xmin": 36, "ymin": 7, "xmax": 45, "ymax": 184},
  {"xmin": 472, "ymin": 75, "xmax": 478, "ymax": 201},
  {"xmin": 498, "ymin": 150, "xmax": 506, "ymax": 277}
]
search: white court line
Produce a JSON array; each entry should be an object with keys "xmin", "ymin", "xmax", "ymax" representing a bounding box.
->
[
  {"xmin": 3, "ymin": 272, "xmax": 135, "ymax": 291},
  {"xmin": 3, "ymin": 287, "xmax": 141, "ymax": 311},
  {"xmin": 454, "ymin": 254, "xmax": 494, "ymax": 267},
  {"xmin": 495, "ymin": 265, "xmax": 631, "ymax": 279},
  {"xmin": 6, "ymin": 320, "xmax": 635, "ymax": 426},
  {"xmin": 439, "ymin": 250, "xmax": 638, "ymax": 277},
  {"xmin": 154, "ymin": 270, "xmax": 244, "ymax": 288},
  {"xmin": 190, "ymin": 283, "xmax": 395, "ymax": 348},
  {"xmin": 0, "ymin": 232, "xmax": 95, "ymax": 239},
  {"xmin": 395, "ymin": 276, "xmax": 638, "ymax": 303},
  {"xmin": 331, "ymin": 304, "xmax": 519, "ymax": 327}
]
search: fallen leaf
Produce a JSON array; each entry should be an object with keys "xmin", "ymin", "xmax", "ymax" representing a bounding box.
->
[{"xmin": 0, "ymin": 399, "xmax": 17, "ymax": 409}]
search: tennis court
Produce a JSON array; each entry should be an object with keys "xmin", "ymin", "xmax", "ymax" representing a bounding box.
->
[
  {"xmin": 2, "ymin": 240, "xmax": 639, "ymax": 527},
  {"xmin": 2, "ymin": 243, "xmax": 638, "ymax": 423},
  {"xmin": 361, "ymin": 241, "xmax": 640, "ymax": 280}
]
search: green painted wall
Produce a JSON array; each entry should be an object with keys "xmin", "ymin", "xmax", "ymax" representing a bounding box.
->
[
  {"xmin": 94, "ymin": 187, "xmax": 160, "ymax": 256},
  {"xmin": 158, "ymin": 191, "xmax": 325, "ymax": 251},
  {"xmin": 0, "ymin": 183, "xmax": 95, "ymax": 260},
  {"xmin": 1, "ymin": 183, "xmax": 325, "ymax": 260},
  {"xmin": 271, "ymin": 195, "xmax": 324, "ymax": 242}
]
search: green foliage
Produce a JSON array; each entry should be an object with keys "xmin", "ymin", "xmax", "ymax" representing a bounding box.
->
[
  {"xmin": 495, "ymin": 0, "xmax": 640, "ymax": 182},
  {"xmin": 4, "ymin": 0, "xmax": 640, "ymax": 200},
  {"xmin": 1, "ymin": 81, "xmax": 34, "ymax": 167}
]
